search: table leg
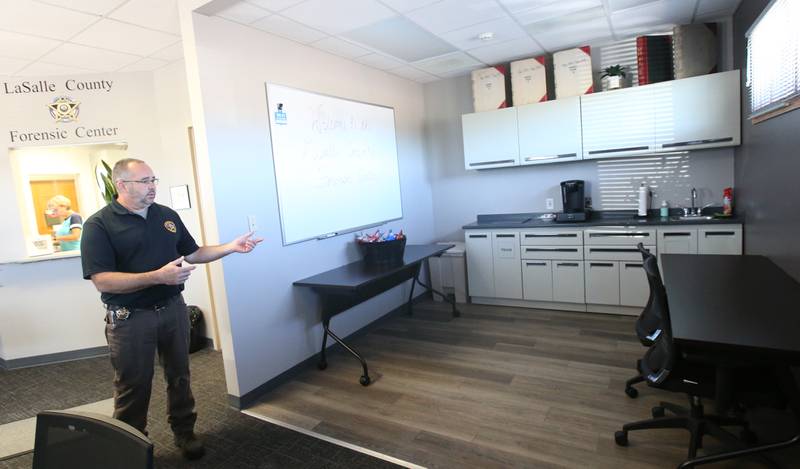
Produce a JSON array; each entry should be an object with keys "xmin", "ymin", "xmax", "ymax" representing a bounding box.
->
[
  {"xmin": 406, "ymin": 264, "xmax": 418, "ymax": 316},
  {"xmin": 318, "ymin": 318, "xmax": 330, "ymax": 370},
  {"xmin": 414, "ymin": 269, "xmax": 460, "ymax": 318},
  {"xmin": 322, "ymin": 323, "xmax": 371, "ymax": 386}
]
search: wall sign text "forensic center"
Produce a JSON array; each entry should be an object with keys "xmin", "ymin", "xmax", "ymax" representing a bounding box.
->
[
  {"xmin": 3, "ymin": 79, "xmax": 114, "ymax": 94},
  {"xmin": 10, "ymin": 127, "xmax": 119, "ymax": 143}
]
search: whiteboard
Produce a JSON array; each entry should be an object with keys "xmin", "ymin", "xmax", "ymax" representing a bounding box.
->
[{"xmin": 265, "ymin": 84, "xmax": 403, "ymax": 245}]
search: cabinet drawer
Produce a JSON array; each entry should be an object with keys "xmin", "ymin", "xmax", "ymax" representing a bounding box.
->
[
  {"xmin": 620, "ymin": 261, "xmax": 649, "ymax": 307},
  {"xmin": 698, "ymin": 226, "xmax": 742, "ymax": 255},
  {"xmin": 552, "ymin": 261, "xmax": 585, "ymax": 303},
  {"xmin": 585, "ymin": 261, "xmax": 620, "ymax": 305},
  {"xmin": 521, "ymin": 246, "xmax": 583, "ymax": 260},
  {"xmin": 584, "ymin": 245, "xmax": 653, "ymax": 261},
  {"xmin": 585, "ymin": 228, "xmax": 656, "ymax": 245},
  {"xmin": 522, "ymin": 260, "xmax": 553, "ymax": 302},
  {"xmin": 657, "ymin": 228, "xmax": 698, "ymax": 255},
  {"xmin": 520, "ymin": 229, "xmax": 583, "ymax": 246}
]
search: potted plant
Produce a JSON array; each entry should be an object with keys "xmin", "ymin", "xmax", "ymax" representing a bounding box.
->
[
  {"xmin": 601, "ymin": 65, "xmax": 626, "ymax": 90},
  {"xmin": 94, "ymin": 160, "xmax": 117, "ymax": 205}
]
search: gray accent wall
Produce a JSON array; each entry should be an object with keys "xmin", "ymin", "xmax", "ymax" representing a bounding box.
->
[
  {"xmin": 734, "ymin": 0, "xmax": 800, "ymax": 281},
  {"xmin": 423, "ymin": 75, "xmax": 736, "ymax": 241}
]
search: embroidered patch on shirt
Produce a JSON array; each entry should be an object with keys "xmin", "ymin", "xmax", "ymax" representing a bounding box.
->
[{"xmin": 164, "ymin": 221, "xmax": 177, "ymax": 233}]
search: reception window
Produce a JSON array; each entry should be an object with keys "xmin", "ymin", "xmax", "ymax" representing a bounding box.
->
[{"xmin": 10, "ymin": 142, "xmax": 128, "ymax": 258}]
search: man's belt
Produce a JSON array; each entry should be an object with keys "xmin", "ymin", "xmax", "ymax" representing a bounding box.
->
[{"xmin": 105, "ymin": 295, "xmax": 180, "ymax": 320}]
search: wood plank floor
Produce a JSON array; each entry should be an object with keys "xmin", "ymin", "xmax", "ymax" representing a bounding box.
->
[{"xmin": 248, "ymin": 300, "xmax": 799, "ymax": 468}]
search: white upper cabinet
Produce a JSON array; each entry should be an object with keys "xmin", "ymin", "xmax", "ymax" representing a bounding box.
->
[
  {"xmin": 653, "ymin": 70, "xmax": 741, "ymax": 151},
  {"xmin": 462, "ymin": 107, "xmax": 519, "ymax": 170},
  {"xmin": 517, "ymin": 97, "xmax": 582, "ymax": 165},
  {"xmin": 581, "ymin": 85, "xmax": 656, "ymax": 159}
]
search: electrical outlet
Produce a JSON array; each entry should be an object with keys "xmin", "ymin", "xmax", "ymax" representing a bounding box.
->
[
  {"xmin": 545, "ymin": 198, "xmax": 554, "ymax": 210},
  {"xmin": 247, "ymin": 215, "xmax": 258, "ymax": 233}
]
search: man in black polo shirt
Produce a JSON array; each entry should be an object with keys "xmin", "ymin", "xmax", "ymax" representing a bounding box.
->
[{"xmin": 81, "ymin": 158, "xmax": 262, "ymax": 460}]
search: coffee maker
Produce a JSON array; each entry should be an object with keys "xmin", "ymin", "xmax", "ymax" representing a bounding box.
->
[{"xmin": 556, "ymin": 180, "xmax": 589, "ymax": 222}]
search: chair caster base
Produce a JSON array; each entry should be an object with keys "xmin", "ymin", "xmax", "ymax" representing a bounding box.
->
[
  {"xmin": 615, "ymin": 431, "xmax": 628, "ymax": 446},
  {"xmin": 625, "ymin": 386, "xmax": 639, "ymax": 399},
  {"xmin": 652, "ymin": 406, "xmax": 665, "ymax": 418},
  {"xmin": 317, "ymin": 360, "xmax": 327, "ymax": 370},
  {"xmin": 360, "ymin": 375, "xmax": 371, "ymax": 386}
]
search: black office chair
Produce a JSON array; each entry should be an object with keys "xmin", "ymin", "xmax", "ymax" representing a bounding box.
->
[
  {"xmin": 624, "ymin": 243, "xmax": 664, "ymax": 398},
  {"xmin": 615, "ymin": 255, "xmax": 752, "ymax": 459}
]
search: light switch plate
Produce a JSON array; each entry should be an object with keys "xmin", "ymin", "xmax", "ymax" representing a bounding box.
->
[
  {"xmin": 546, "ymin": 198, "xmax": 554, "ymax": 210},
  {"xmin": 247, "ymin": 215, "xmax": 257, "ymax": 233}
]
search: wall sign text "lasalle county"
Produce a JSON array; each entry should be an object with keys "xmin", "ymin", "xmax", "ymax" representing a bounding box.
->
[{"xmin": 3, "ymin": 79, "xmax": 114, "ymax": 94}]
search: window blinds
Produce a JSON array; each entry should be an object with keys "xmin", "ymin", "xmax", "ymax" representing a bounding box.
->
[{"xmin": 746, "ymin": 0, "xmax": 800, "ymax": 117}]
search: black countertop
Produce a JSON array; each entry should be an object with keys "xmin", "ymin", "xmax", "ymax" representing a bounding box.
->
[{"xmin": 462, "ymin": 210, "xmax": 743, "ymax": 230}]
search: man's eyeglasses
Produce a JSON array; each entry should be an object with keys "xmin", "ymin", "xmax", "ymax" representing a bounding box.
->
[{"xmin": 121, "ymin": 177, "xmax": 159, "ymax": 186}]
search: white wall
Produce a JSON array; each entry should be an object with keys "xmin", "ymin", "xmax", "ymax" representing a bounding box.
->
[
  {"xmin": 0, "ymin": 70, "xmax": 213, "ymax": 361},
  {"xmin": 186, "ymin": 13, "xmax": 435, "ymax": 397},
  {"xmin": 422, "ymin": 74, "xmax": 736, "ymax": 241}
]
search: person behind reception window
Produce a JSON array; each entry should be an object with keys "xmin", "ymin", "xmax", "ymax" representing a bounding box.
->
[
  {"xmin": 80, "ymin": 158, "xmax": 263, "ymax": 460},
  {"xmin": 47, "ymin": 195, "xmax": 82, "ymax": 251}
]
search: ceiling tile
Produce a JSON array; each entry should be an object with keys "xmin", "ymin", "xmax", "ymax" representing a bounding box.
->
[
  {"xmin": 516, "ymin": 1, "xmax": 603, "ymax": 28},
  {"xmin": 251, "ymin": 15, "xmax": 328, "ymax": 43},
  {"xmin": 216, "ymin": 1, "xmax": 270, "ymax": 24},
  {"xmin": 0, "ymin": 31, "xmax": 61, "ymax": 60},
  {"xmin": 71, "ymin": 19, "xmax": 180, "ymax": 56},
  {"xmin": 109, "ymin": 0, "xmax": 181, "ymax": 35},
  {"xmin": 343, "ymin": 15, "xmax": 455, "ymax": 62},
  {"xmin": 39, "ymin": 43, "xmax": 141, "ymax": 72},
  {"xmin": 310, "ymin": 37, "xmax": 372, "ymax": 58},
  {"xmin": 406, "ymin": 0, "xmax": 507, "ymax": 34},
  {"xmin": 611, "ymin": 0, "xmax": 696, "ymax": 36},
  {"xmin": 467, "ymin": 36, "xmax": 544, "ymax": 64},
  {"xmin": 0, "ymin": 0, "xmax": 99, "ymax": 40},
  {"xmin": 281, "ymin": 0, "xmax": 396, "ymax": 35},
  {"xmin": 607, "ymin": 0, "xmax": 659, "ymax": 12},
  {"xmin": 379, "ymin": 0, "xmax": 443, "ymax": 13},
  {"xmin": 389, "ymin": 65, "xmax": 438, "ymax": 82},
  {"xmin": 531, "ymin": 16, "xmax": 612, "ymax": 50},
  {"xmin": 15, "ymin": 61, "xmax": 95, "ymax": 77},
  {"xmin": 412, "ymin": 51, "xmax": 482, "ymax": 76},
  {"xmin": 245, "ymin": 0, "xmax": 306, "ymax": 12},
  {"xmin": 150, "ymin": 41, "xmax": 184, "ymax": 61},
  {"xmin": 36, "ymin": 0, "xmax": 128, "ymax": 15},
  {"xmin": 439, "ymin": 16, "xmax": 528, "ymax": 51},
  {"xmin": 354, "ymin": 53, "xmax": 406, "ymax": 70},
  {"xmin": 0, "ymin": 56, "xmax": 30, "ymax": 75},
  {"xmin": 498, "ymin": 0, "xmax": 569, "ymax": 14},
  {"xmin": 117, "ymin": 57, "xmax": 170, "ymax": 72},
  {"xmin": 696, "ymin": 0, "xmax": 741, "ymax": 16}
]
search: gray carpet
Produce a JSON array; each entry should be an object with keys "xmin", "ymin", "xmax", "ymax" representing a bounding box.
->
[{"xmin": 0, "ymin": 348, "xmax": 401, "ymax": 468}]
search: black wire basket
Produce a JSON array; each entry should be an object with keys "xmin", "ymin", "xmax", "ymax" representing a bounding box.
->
[{"xmin": 359, "ymin": 237, "xmax": 406, "ymax": 267}]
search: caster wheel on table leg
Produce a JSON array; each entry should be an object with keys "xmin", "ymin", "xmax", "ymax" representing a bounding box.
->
[
  {"xmin": 625, "ymin": 386, "xmax": 638, "ymax": 399},
  {"xmin": 317, "ymin": 360, "xmax": 327, "ymax": 370},
  {"xmin": 614, "ymin": 431, "xmax": 629, "ymax": 446},
  {"xmin": 651, "ymin": 406, "xmax": 665, "ymax": 418},
  {"xmin": 359, "ymin": 375, "xmax": 371, "ymax": 386}
]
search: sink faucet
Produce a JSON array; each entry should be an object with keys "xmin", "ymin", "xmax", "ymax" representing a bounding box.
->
[{"xmin": 691, "ymin": 188, "xmax": 698, "ymax": 215}]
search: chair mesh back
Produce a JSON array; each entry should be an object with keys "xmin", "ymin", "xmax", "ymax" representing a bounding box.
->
[
  {"xmin": 640, "ymin": 254, "xmax": 676, "ymax": 384},
  {"xmin": 635, "ymin": 244, "xmax": 662, "ymax": 340}
]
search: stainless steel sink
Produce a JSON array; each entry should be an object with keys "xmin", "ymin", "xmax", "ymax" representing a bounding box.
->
[{"xmin": 670, "ymin": 215, "xmax": 714, "ymax": 221}]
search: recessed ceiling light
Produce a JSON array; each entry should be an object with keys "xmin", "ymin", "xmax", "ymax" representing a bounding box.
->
[{"xmin": 478, "ymin": 32, "xmax": 494, "ymax": 42}]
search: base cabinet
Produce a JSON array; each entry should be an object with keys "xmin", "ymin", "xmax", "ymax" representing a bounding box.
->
[
  {"xmin": 698, "ymin": 227, "xmax": 742, "ymax": 255},
  {"xmin": 465, "ymin": 232, "xmax": 494, "ymax": 298},
  {"xmin": 620, "ymin": 262, "xmax": 649, "ymax": 307},
  {"xmin": 553, "ymin": 261, "xmax": 585, "ymax": 303},
  {"xmin": 585, "ymin": 262, "xmax": 620, "ymax": 305},
  {"xmin": 492, "ymin": 232, "xmax": 522, "ymax": 299},
  {"xmin": 522, "ymin": 260, "xmax": 553, "ymax": 301}
]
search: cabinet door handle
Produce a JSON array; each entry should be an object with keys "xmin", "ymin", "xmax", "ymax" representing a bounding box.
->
[
  {"xmin": 500, "ymin": 248, "xmax": 514, "ymax": 252},
  {"xmin": 556, "ymin": 262, "xmax": 579, "ymax": 267},
  {"xmin": 523, "ymin": 153, "xmax": 577, "ymax": 161},
  {"xmin": 525, "ymin": 248, "xmax": 578, "ymax": 252},
  {"xmin": 704, "ymin": 231, "xmax": 736, "ymax": 237},
  {"xmin": 590, "ymin": 262, "xmax": 615, "ymax": 267},
  {"xmin": 588, "ymin": 145, "xmax": 650, "ymax": 155},
  {"xmin": 495, "ymin": 234, "xmax": 516, "ymax": 238},
  {"xmin": 624, "ymin": 263, "xmax": 643, "ymax": 268},
  {"xmin": 468, "ymin": 234, "xmax": 488, "ymax": 238},
  {"xmin": 526, "ymin": 262, "xmax": 548, "ymax": 266},
  {"xmin": 524, "ymin": 233, "xmax": 577, "ymax": 238},
  {"xmin": 589, "ymin": 248, "xmax": 639, "ymax": 253},
  {"xmin": 589, "ymin": 232, "xmax": 650, "ymax": 238},
  {"xmin": 663, "ymin": 232, "xmax": 692, "ymax": 237},
  {"xmin": 661, "ymin": 137, "xmax": 733, "ymax": 148},
  {"xmin": 469, "ymin": 159, "xmax": 515, "ymax": 167}
]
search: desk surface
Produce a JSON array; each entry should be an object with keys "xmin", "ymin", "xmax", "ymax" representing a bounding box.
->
[
  {"xmin": 661, "ymin": 254, "xmax": 800, "ymax": 359},
  {"xmin": 294, "ymin": 244, "xmax": 452, "ymax": 291}
]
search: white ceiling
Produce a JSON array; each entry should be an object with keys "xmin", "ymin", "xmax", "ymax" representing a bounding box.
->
[{"xmin": 0, "ymin": 0, "xmax": 741, "ymax": 82}]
